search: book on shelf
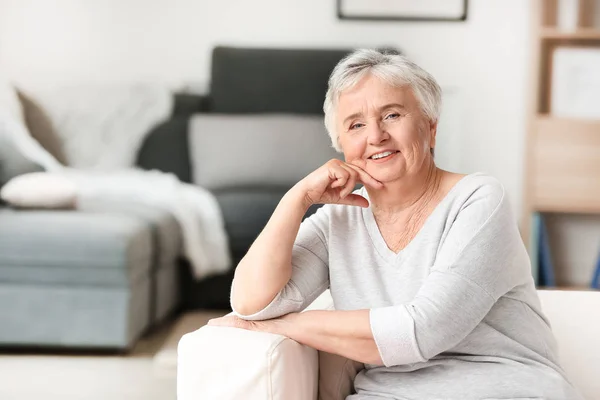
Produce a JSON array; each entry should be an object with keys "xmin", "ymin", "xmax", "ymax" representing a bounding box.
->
[
  {"xmin": 532, "ymin": 214, "xmax": 599, "ymax": 290},
  {"xmin": 591, "ymin": 249, "xmax": 600, "ymax": 290},
  {"xmin": 534, "ymin": 213, "xmax": 556, "ymax": 287},
  {"xmin": 530, "ymin": 213, "xmax": 541, "ymax": 285}
]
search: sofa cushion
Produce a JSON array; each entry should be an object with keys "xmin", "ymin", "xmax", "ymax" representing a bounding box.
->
[
  {"xmin": 1, "ymin": 172, "xmax": 77, "ymax": 209},
  {"xmin": 318, "ymin": 352, "xmax": 364, "ymax": 400},
  {"xmin": 76, "ymin": 200, "xmax": 183, "ymax": 322},
  {"xmin": 77, "ymin": 199, "xmax": 182, "ymax": 268},
  {"xmin": 214, "ymin": 187, "xmax": 287, "ymax": 262},
  {"xmin": 304, "ymin": 290, "xmax": 367, "ymax": 400},
  {"xmin": 210, "ymin": 46, "xmax": 350, "ymax": 114},
  {"xmin": 0, "ymin": 208, "xmax": 153, "ymax": 286},
  {"xmin": 0, "ymin": 276, "xmax": 151, "ymax": 349},
  {"xmin": 214, "ymin": 187, "xmax": 324, "ymax": 266},
  {"xmin": 189, "ymin": 114, "xmax": 341, "ymax": 191}
]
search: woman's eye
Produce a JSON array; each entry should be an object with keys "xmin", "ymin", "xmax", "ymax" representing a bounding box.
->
[
  {"xmin": 385, "ymin": 113, "xmax": 400, "ymax": 120},
  {"xmin": 350, "ymin": 123, "xmax": 364, "ymax": 130}
]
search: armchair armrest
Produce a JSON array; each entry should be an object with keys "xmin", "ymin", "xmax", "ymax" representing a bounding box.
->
[
  {"xmin": 177, "ymin": 291, "xmax": 363, "ymax": 400},
  {"xmin": 177, "ymin": 324, "xmax": 318, "ymax": 400}
]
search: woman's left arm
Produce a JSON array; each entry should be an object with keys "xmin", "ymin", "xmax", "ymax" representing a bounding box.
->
[{"xmin": 208, "ymin": 308, "xmax": 382, "ymax": 365}]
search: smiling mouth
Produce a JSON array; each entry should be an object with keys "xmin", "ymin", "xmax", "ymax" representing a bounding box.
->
[{"xmin": 369, "ymin": 151, "xmax": 399, "ymax": 160}]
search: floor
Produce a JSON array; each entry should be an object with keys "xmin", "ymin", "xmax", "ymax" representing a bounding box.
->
[{"xmin": 0, "ymin": 311, "xmax": 225, "ymax": 400}]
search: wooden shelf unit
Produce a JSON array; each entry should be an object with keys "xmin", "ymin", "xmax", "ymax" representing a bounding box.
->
[
  {"xmin": 530, "ymin": 116, "xmax": 600, "ymax": 215},
  {"xmin": 523, "ymin": 0, "xmax": 600, "ymax": 288},
  {"xmin": 540, "ymin": 27, "xmax": 600, "ymax": 40}
]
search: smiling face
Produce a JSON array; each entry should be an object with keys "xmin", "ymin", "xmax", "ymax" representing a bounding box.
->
[{"xmin": 336, "ymin": 73, "xmax": 437, "ymax": 184}]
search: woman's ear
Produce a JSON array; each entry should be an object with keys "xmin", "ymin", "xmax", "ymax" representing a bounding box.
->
[{"xmin": 428, "ymin": 120, "xmax": 438, "ymax": 150}]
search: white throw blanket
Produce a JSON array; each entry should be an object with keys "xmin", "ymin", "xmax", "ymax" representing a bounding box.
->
[
  {"xmin": 62, "ymin": 168, "xmax": 231, "ymax": 279},
  {"xmin": 0, "ymin": 85, "xmax": 231, "ymax": 279}
]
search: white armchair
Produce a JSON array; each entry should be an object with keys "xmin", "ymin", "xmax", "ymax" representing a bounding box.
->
[{"xmin": 177, "ymin": 290, "xmax": 600, "ymax": 400}]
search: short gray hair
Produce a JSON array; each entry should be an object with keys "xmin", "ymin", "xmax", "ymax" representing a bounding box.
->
[{"xmin": 323, "ymin": 49, "xmax": 442, "ymax": 151}]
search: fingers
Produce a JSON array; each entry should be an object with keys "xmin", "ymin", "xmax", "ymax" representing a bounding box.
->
[
  {"xmin": 329, "ymin": 169, "xmax": 348, "ymax": 189},
  {"xmin": 319, "ymin": 160, "xmax": 383, "ymax": 207},
  {"xmin": 327, "ymin": 163, "xmax": 358, "ymax": 199},
  {"xmin": 338, "ymin": 164, "xmax": 358, "ymax": 199},
  {"xmin": 327, "ymin": 161, "xmax": 382, "ymax": 201},
  {"xmin": 328, "ymin": 163, "xmax": 352, "ymax": 191},
  {"xmin": 345, "ymin": 163, "xmax": 383, "ymax": 189}
]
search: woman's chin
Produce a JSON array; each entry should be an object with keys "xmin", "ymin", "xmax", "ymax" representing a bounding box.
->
[{"xmin": 366, "ymin": 168, "xmax": 405, "ymax": 185}]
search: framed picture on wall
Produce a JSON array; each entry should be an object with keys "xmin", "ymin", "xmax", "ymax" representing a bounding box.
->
[{"xmin": 337, "ymin": 0, "xmax": 468, "ymax": 22}]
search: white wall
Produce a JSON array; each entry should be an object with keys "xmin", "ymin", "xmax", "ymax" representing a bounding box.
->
[{"xmin": 0, "ymin": 0, "xmax": 530, "ymax": 215}]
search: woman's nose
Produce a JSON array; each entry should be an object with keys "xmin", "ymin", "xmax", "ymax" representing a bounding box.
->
[{"xmin": 367, "ymin": 122, "xmax": 389, "ymax": 144}]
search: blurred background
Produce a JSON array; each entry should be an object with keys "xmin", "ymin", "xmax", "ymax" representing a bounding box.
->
[{"xmin": 0, "ymin": 0, "xmax": 599, "ymax": 399}]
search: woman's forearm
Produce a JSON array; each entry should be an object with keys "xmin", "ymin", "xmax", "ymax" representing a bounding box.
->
[
  {"xmin": 231, "ymin": 185, "xmax": 311, "ymax": 316},
  {"xmin": 281, "ymin": 310, "xmax": 383, "ymax": 365}
]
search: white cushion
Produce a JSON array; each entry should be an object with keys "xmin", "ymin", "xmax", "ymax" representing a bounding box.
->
[
  {"xmin": 304, "ymin": 290, "xmax": 335, "ymax": 311},
  {"xmin": 177, "ymin": 325, "xmax": 318, "ymax": 400},
  {"xmin": 538, "ymin": 289, "xmax": 600, "ymax": 399},
  {"xmin": 0, "ymin": 172, "xmax": 77, "ymax": 208}
]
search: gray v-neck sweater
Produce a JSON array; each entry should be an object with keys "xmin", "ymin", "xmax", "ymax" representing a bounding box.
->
[{"xmin": 233, "ymin": 173, "xmax": 582, "ymax": 400}]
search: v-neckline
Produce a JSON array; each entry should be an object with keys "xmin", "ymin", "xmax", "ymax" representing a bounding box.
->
[{"xmin": 361, "ymin": 173, "xmax": 479, "ymax": 264}]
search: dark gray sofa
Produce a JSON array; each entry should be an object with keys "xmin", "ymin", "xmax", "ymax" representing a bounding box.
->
[
  {"xmin": 0, "ymin": 46, "xmax": 350, "ymax": 349},
  {"xmin": 139, "ymin": 46, "xmax": 350, "ymax": 310}
]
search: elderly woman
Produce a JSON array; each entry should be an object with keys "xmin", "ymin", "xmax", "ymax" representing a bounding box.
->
[{"xmin": 209, "ymin": 49, "xmax": 582, "ymax": 399}]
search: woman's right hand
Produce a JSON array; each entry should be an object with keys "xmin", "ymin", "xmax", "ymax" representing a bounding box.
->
[{"xmin": 296, "ymin": 159, "xmax": 384, "ymax": 208}]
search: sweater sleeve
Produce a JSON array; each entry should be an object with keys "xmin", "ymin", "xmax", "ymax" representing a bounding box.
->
[
  {"xmin": 232, "ymin": 205, "xmax": 330, "ymax": 321},
  {"xmin": 369, "ymin": 181, "xmax": 530, "ymax": 367}
]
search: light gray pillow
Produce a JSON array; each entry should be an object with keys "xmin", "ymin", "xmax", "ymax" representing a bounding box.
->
[
  {"xmin": 188, "ymin": 114, "xmax": 341, "ymax": 190},
  {"xmin": 0, "ymin": 134, "xmax": 44, "ymax": 189},
  {"xmin": 0, "ymin": 80, "xmax": 45, "ymax": 192}
]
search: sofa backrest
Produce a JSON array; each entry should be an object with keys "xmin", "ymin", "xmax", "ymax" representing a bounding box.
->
[
  {"xmin": 137, "ymin": 47, "xmax": 354, "ymax": 185},
  {"xmin": 210, "ymin": 46, "xmax": 351, "ymax": 114}
]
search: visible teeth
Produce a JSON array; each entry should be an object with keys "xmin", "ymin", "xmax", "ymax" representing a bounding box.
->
[{"xmin": 371, "ymin": 151, "xmax": 394, "ymax": 160}]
